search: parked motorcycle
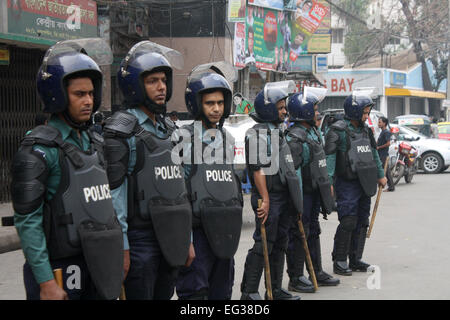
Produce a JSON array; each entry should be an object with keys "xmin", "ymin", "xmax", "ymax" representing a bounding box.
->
[{"xmin": 390, "ymin": 140, "xmax": 420, "ymax": 185}]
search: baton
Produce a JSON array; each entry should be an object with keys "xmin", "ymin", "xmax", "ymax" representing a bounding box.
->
[
  {"xmin": 367, "ymin": 156, "xmax": 390, "ymax": 238},
  {"xmin": 53, "ymin": 268, "xmax": 63, "ymax": 288},
  {"xmin": 258, "ymin": 199, "xmax": 273, "ymax": 300},
  {"xmin": 119, "ymin": 285, "xmax": 126, "ymax": 300},
  {"xmin": 297, "ymin": 214, "xmax": 318, "ymax": 291}
]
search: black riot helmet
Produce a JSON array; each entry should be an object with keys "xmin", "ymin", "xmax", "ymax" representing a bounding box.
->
[{"xmin": 118, "ymin": 41, "xmax": 184, "ymax": 115}]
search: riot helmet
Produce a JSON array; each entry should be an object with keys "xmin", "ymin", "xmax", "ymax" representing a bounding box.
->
[
  {"xmin": 36, "ymin": 38, "xmax": 112, "ymax": 115},
  {"xmin": 118, "ymin": 41, "xmax": 184, "ymax": 114},
  {"xmin": 343, "ymin": 89, "xmax": 375, "ymax": 124},
  {"xmin": 252, "ymin": 80, "xmax": 295, "ymax": 123},
  {"xmin": 287, "ymin": 87, "xmax": 326, "ymax": 125},
  {"xmin": 185, "ymin": 61, "xmax": 236, "ymax": 127}
]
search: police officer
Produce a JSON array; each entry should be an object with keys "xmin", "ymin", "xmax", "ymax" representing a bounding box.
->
[
  {"xmin": 240, "ymin": 81, "xmax": 300, "ymax": 300},
  {"xmin": 11, "ymin": 39, "xmax": 123, "ymax": 300},
  {"xmin": 325, "ymin": 93, "xmax": 387, "ymax": 275},
  {"xmin": 103, "ymin": 41, "xmax": 194, "ymax": 300},
  {"xmin": 175, "ymin": 63, "xmax": 243, "ymax": 300},
  {"xmin": 285, "ymin": 91, "xmax": 340, "ymax": 293}
]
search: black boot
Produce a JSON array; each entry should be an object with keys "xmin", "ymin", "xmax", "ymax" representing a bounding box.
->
[
  {"xmin": 267, "ymin": 247, "xmax": 301, "ymax": 300},
  {"xmin": 349, "ymin": 226, "xmax": 371, "ymax": 272},
  {"xmin": 240, "ymin": 249, "xmax": 264, "ymax": 300},
  {"xmin": 287, "ymin": 224, "xmax": 315, "ymax": 293},
  {"xmin": 308, "ymin": 236, "xmax": 340, "ymax": 286},
  {"xmin": 332, "ymin": 216, "xmax": 356, "ymax": 276}
]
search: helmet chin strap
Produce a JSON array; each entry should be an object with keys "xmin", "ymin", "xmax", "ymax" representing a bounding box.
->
[
  {"xmin": 62, "ymin": 110, "xmax": 90, "ymax": 131},
  {"xmin": 143, "ymin": 96, "xmax": 167, "ymax": 115},
  {"xmin": 199, "ymin": 113, "xmax": 225, "ymax": 130}
]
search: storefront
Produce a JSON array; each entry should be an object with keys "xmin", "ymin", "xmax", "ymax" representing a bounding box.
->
[{"xmin": 316, "ymin": 65, "xmax": 447, "ymax": 120}]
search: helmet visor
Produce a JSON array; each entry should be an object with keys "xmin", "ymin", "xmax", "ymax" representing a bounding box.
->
[
  {"xmin": 264, "ymin": 80, "xmax": 296, "ymax": 104},
  {"xmin": 188, "ymin": 61, "xmax": 237, "ymax": 84},
  {"xmin": 303, "ymin": 86, "xmax": 327, "ymax": 104},
  {"xmin": 123, "ymin": 41, "xmax": 184, "ymax": 71},
  {"xmin": 42, "ymin": 38, "xmax": 113, "ymax": 73}
]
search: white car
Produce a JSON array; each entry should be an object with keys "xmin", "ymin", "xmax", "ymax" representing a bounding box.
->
[{"xmin": 389, "ymin": 124, "xmax": 450, "ymax": 174}]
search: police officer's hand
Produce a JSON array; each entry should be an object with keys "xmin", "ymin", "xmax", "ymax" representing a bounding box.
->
[
  {"xmin": 378, "ymin": 177, "xmax": 387, "ymax": 188},
  {"xmin": 185, "ymin": 243, "xmax": 196, "ymax": 267},
  {"xmin": 257, "ymin": 199, "xmax": 270, "ymax": 225},
  {"xmin": 123, "ymin": 250, "xmax": 130, "ymax": 280},
  {"xmin": 40, "ymin": 279, "xmax": 68, "ymax": 300}
]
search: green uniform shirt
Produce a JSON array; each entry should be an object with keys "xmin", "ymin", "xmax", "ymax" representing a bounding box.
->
[
  {"xmin": 14, "ymin": 115, "xmax": 90, "ymax": 284},
  {"xmin": 326, "ymin": 119, "xmax": 384, "ymax": 184}
]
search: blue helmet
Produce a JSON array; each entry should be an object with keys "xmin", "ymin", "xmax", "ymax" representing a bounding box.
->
[
  {"xmin": 343, "ymin": 94, "xmax": 374, "ymax": 121},
  {"xmin": 36, "ymin": 52, "xmax": 103, "ymax": 113},
  {"xmin": 287, "ymin": 92, "xmax": 319, "ymax": 122},
  {"xmin": 118, "ymin": 51, "xmax": 173, "ymax": 114},
  {"xmin": 185, "ymin": 72, "xmax": 232, "ymax": 119},
  {"xmin": 252, "ymin": 86, "xmax": 289, "ymax": 123}
]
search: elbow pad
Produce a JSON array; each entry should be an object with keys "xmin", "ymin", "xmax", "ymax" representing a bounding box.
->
[
  {"xmin": 104, "ymin": 137, "xmax": 130, "ymax": 190},
  {"xmin": 324, "ymin": 129, "xmax": 340, "ymax": 155},
  {"xmin": 11, "ymin": 149, "xmax": 48, "ymax": 215}
]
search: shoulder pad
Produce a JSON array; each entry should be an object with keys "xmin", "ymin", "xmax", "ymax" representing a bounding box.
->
[
  {"xmin": 103, "ymin": 111, "xmax": 138, "ymax": 137},
  {"xmin": 330, "ymin": 120, "xmax": 347, "ymax": 131},
  {"xmin": 286, "ymin": 126, "xmax": 307, "ymax": 143},
  {"xmin": 11, "ymin": 147, "xmax": 48, "ymax": 214},
  {"xmin": 88, "ymin": 129, "xmax": 105, "ymax": 144},
  {"xmin": 22, "ymin": 125, "xmax": 60, "ymax": 147},
  {"xmin": 163, "ymin": 116, "xmax": 178, "ymax": 133},
  {"xmin": 252, "ymin": 122, "xmax": 270, "ymax": 131}
]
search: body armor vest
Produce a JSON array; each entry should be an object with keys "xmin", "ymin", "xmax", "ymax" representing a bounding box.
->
[
  {"xmin": 250, "ymin": 122, "xmax": 303, "ymax": 214},
  {"xmin": 131, "ymin": 125, "xmax": 192, "ymax": 267},
  {"xmin": 20, "ymin": 125, "xmax": 123, "ymax": 300},
  {"xmin": 286, "ymin": 125, "xmax": 334, "ymax": 213},
  {"xmin": 186, "ymin": 125, "xmax": 243, "ymax": 259},
  {"xmin": 333, "ymin": 120, "xmax": 378, "ymax": 197}
]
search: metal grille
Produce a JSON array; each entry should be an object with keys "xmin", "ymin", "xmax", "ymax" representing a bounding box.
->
[{"xmin": 0, "ymin": 46, "xmax": 45, "ymax": 203}]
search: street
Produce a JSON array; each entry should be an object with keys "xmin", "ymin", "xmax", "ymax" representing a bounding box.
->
[{"xmin": 1, "ymin": 170, "xmax": 449, "ymax": 300}]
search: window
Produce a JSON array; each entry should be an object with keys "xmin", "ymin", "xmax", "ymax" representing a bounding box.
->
[{"xmin": 332, "ymin": 29, "xmax": 343, "ymax": 44}]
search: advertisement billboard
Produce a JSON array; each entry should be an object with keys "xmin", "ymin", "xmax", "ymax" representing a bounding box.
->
[{"xmin": 7, "ymin": 0, "xmax": 97, "ymax": 41}]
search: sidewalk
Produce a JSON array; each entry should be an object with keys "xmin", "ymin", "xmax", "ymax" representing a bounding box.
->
[
  {"xmin": 0, "ymin": 194, "xmax": 256, "ymax": 254},
  {"xmin": 0, "ymin": 202, "xmax": 20, "ymax": 254}
]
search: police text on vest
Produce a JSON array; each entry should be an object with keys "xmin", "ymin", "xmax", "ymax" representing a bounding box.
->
[
  {"xmin": 83, "ymin": 184, "xmax": 111, "ymax": 203},
  {"xmin": 206, "ymin": 170, "xmax": 233, "ymax": 182},
  {"xmin": 154, "ymin": 165, "xmax": 182, "ymax": 180}
]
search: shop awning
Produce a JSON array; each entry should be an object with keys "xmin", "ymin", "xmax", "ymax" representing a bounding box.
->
[{"xmin": 385, "ymin": 87, "xmax": 446, "ymax": 99}]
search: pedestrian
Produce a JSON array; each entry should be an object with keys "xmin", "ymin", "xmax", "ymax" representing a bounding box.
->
[
  {"xmin": 377, "ymin": 117, "xmax": 395, "ymax": 191},
  {"xmin": 175, "ymin": 63, "xmax": 243, "ymax": 300},
  {"xmin": 240, "ymin": 81, "xmax": 300, "ymax": 300},
  {"xmin": 325, "ymin": 93, "xmax": 387, "ymax": 275},
  {"xmin": 285, "ymin": 91, "xmax": 340, "ymax": 294},
  {"xmin": 103, "ymin": 41, "xmax": 194, "ymax": 300},
  {"xmin": 10, "ymin": 39, "xmax": 123, "ymax": 300}
]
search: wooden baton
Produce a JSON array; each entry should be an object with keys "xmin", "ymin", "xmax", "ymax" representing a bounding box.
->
[
  {"xmin": 367, "ymin": 156, "xmax": 390, "ymax": 238},
  {"xmin": 258, "ymin": 199, "xmax": 273, "ymax": 300},
  {"xmin": 53, "ymin": 268, "xmax": 63, "ymax": 289},
  {"xmin": 297, "ymin": 214, "xmax": 318, "ymax": 291}
]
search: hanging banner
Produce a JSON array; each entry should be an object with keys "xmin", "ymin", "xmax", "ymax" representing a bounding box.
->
[
  {"xmin": 307, "ymin": 0, "xmax": 331, "ymax": 53},
  {"xmin": 7, "ymin": 0, "xmax": 97, "ymax": 41},
  {"xmin": 244, "ymin": 2, "xmax": 330, "ymax": 72},
  {"xmin": 234, "ymin": 22, "xmax": 246, "ymax": 68},
  {"xmin": 228, "ymin": 0, "xmax": 246, "ymax": 22},
  {"xmin": 248, "ymin": 0, "xmax": 284, "ymax": 11}
]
